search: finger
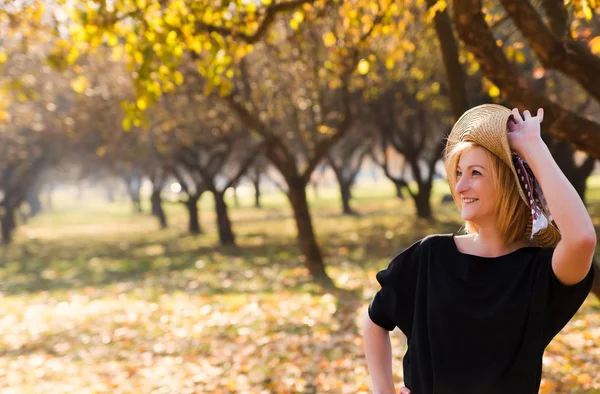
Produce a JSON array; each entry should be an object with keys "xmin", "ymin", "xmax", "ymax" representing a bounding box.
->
[
  {"xmin": 537, "ymin": 108, "xmax": 544, "ymax": 123},
  {"xmin": 512, "ymin": 108, "xmax": 523, "ymax": 123},
  {"xmin": 399, "ymin": 388, "xmax": 411, "ymax": 394},
  {"xmin": 523, "ymin": 110, "xmax": 532, "ymax": 120},
  {"xmin": 507, "ymin": 118, "xmax": 516, "ymax": 129}
]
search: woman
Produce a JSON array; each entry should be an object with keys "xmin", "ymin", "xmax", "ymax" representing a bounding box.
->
[{"xmin": 363, "ymin": 105, "xmax": 596, "ymax": 394}]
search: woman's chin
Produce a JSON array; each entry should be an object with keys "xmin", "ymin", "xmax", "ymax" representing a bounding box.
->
[
  {"xmin": 461, "ymin": 212, "xmax": 476, "ymax": 221},
  {"xmin": 460, "ymin": 211, "xmax": 473, "ymax": 220}
]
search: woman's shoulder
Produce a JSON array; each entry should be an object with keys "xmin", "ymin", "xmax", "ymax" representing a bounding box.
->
[
  {"xmin": 395, "ymin": 233, "xmax": 454, "ymax": 256},
  {"xmin": 420, "ymin": 233, "xmax": 455, "ymax": 247}
]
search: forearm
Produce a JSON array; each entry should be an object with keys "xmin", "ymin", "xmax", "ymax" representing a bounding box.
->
[
  {"xmin": 363, "ymin": 313, "xmax": 397, "ymax": 394},
  {"xmin": 519, "ymin": 139, "xmax": 595, "ymax": 242}
]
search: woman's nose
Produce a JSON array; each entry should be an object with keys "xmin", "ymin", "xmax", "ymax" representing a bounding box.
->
[{"xmin": 455, "ymin": 175, "xmax": 469, "ymax": 194}]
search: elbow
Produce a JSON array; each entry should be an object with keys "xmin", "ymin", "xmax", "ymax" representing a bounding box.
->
[
  {"xmin": 579, "ymin": 232, "xmax": 597, "ymax": 249},
  {"xmin": 564, "ymin": 230, "xmax": 597, "ymax": 249}
]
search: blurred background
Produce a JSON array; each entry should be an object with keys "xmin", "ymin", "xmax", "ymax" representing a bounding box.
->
[{"xmin": 1, "ymin": 0, "xmax": 600, "ymax": 393}]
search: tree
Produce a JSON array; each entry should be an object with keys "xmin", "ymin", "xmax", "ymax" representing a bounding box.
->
[
  {"xmin": 326, "ymin": 122, "xmax": 374, "ymax": 215},
  {"xmin": 167, "ymin": 96, "xmax": 263, "ymax": 246},
  {"xmin": 452, "ymin": 0, "xmax": 600, "ymax": 157},
  {"xmin": 0, "ymin": 21, "xmax": 76, "ymax": 243},
  {"xmin": 245, "ymin": 155, "xmax": 270, "ymax": 209},
  {"xmin": 148, "ymin": 162, "xmax": 169, "ymax": 229},
  {"xmin": 222, "ymin": 4, "xmax": 393, "ymax": 285}
]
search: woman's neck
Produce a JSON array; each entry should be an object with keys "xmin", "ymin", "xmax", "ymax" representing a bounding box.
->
[{"xmin": 465, "ymin": 232, "xmax": 533, "ymax": 257}]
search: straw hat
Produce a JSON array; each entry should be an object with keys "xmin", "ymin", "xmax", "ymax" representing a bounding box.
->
[{"xmin": 446, "ymin": 104, "xmax": 561, "ymax": 248}]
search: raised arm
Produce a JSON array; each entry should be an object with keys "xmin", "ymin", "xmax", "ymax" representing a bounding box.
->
[{"xmin": 508, "ymin": 108, "xmax": 596, "ymax": 285}]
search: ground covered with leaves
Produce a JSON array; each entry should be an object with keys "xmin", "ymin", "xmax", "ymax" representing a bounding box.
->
[{"xmin": 1, "ymin": 183, "xmax": 599, "ymax": 393}]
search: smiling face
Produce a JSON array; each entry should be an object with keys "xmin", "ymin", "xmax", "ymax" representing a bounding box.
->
[
  {"xmin": 455, "ymin": 146, "xmax": 497, "ymax": 225},
  {"xmin": 445, "ymin": 140, "xmax": 532, "ymax": 244}
]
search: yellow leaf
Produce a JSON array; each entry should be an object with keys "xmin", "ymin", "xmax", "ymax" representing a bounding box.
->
[
  {"xmin": 590, "ymin": 36, "xmax": 600, "ymax": 54},
  {"xmin": 506, "ymin": 46, "xmax": 515, "ymax": 59},
  {"xmin": 515, "ymin": 51, "xmax": 526, "ymax": 64},
  {"xmin": 70, "ymin": 75, "xmax": 89, "ymax": 93},
  {"xmin": 577, "ymin": 373, "xmax": 592, "ymax": 385},
  {"xmin": 322, "ymin": 32, "xmax": 336, "ymax": 48},
  {"xmin": 166, "ymin": 30, "xmax": 178, "ymax": 46},
  {"xmin": 111, "ymin": 46, "xmax": 123, "ymax": 61},
  {"xmin": 488, "ymin": 85, "xmax": 500, "ymax": 98},
  {"xmin": 427, "ymin": 0, "xmax": 447, "ymax": 21},
  {"xmin": 385, "ymin": 58, "xmax": 395, "ymax": 70},
  {"xmin": 174, "ymin": 71, "xmax": 184, "ymax": 85},
  {"xmin": 357, "ymin": 59, "xmax": 370, "ymax": 75},
  {"xmin": 409, "ymin": 66, "xmax": 424, "ymax": 80},
  {"xmin": 136, "ymin": 97, "xmax": 148, "ymax": 110},
  {"xmin": 122, "ymin": 117, "xmax": 132, "ymax": 131},
  {"xmin": 290, "ymin": 19, "xmax": 299, "ymax": 30},
  {"xmin": 0, "ymin": 52, "xmax": 7, "ymax": 64},
  {"xmin": 583, "ymin": 0, "xmax": 593, "ymax": 20},
  {"xmin": 106, "ymin": 32, "xmax": 119, "ymax": 47},
  {"xmin": 293, "ymin": 11, "xmax": 304, "ymax": 23},
  {"xmin": 261, "ymin": 0, "xmax": 272, "ymax": 4},
  {"xmin": 318, "ymin": 125, "xmax": 333, "ymax": 134},
  {"xmin": 85, "ymin": 24, "xmax": 98, "ymax": 36}
]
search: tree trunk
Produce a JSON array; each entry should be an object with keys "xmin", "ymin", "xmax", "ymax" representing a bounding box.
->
[
  {"xmin": 232, "ymin": 184, "xmax": 240, "ymax": 208},
  {"xmin": 253, "ymin": 175, "xmax": 262, "ymax": 208},
  {"xmin": 287, "ymin": 180, "xmax": 334, "ymax": 287},
  {"xmin": 340, "ymin": 181, "xmax": 355, "ymax": 215},
  {"xmin": 1, "ymin": 205, "xmax": 16, "ymax": 245},
  {"xmin": 27, "ymin": 192, "xmax": 42, "ymax": 217},
  {"xmin": 125, "ymin": 176, "xmax": 143, "ymax": 213},
  {"xmin": 184, "ymin": 197, "xmax": 202, "ymax": 235},
  {"xmin": 426, "ymin": 0, "xmax": 470, "ymax": 121},
  {"xmin": 311, "ymin": 181, "xmax": 319, "ymax": 199},
  {"xmin": 131, "ymin": 191, "xmax": 142, "ymax": 214},
  {"xmin": 413, "ymin": 184, "xmax": 433, "ymax": 220},
  {"xmin": 151, "ymin": 190, "xmax": 168, "ymax": 229},
  {"xmin": 330, "ymin": 161, "xmax": 357, "ymax": 215},
  {"xmin": 213, "ymin": 191, "xmax": 236, "ymax": 246},
  {"xmin": 591, "ymin": 262, "xmax": 600, "ymax": 300},
  {"xmin": 394, "ymin": 180, "xmax": 405, "ymax": 200},
  {"xmin": 545, "ymin": 136, "xmax": 595, "ymax": 205}
]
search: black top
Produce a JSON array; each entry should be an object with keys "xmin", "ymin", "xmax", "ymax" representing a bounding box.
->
[{"xmin": 368, "ymin": 233, "xmax": 595, "ymax": 394}]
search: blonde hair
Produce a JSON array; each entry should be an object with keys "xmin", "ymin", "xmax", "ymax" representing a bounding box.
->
[{"xmin": 444, "ymin": 141, "xmax": 530, "ymax": 245}]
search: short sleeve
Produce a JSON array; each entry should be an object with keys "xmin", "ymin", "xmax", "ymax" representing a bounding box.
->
[
  {"xmin": 538, "ymin": 247, "xmax": 595, "ymax": 345},
  {"xmin": 368, "ymin": 239, "xmax": 423, "ymax": 334}
]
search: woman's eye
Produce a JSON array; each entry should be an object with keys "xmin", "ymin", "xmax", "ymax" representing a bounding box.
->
[
  {"xmin": 472, "ymin": 170, "xmax": 481, "ymax": 175},
  {"xmin": 456, "ymin": 171, "xmax": 462, "ymax": 177}
]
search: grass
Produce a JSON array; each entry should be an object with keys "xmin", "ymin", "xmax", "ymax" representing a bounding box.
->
[{"xmin": 1, "ymin": 177, "xmax": 599, "ymax": 393}]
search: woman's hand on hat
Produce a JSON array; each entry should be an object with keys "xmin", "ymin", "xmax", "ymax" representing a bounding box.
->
[{"xmin": 507, "ymin": 108, "xmax": 544, "ymax": 155}]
